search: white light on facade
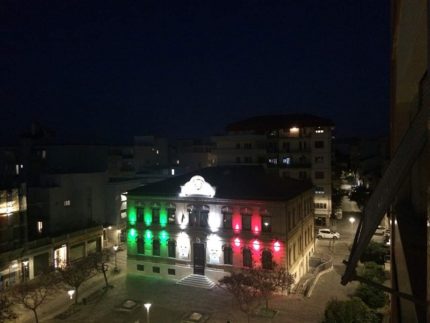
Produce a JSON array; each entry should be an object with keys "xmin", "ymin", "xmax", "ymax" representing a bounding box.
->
[
  {"xmin": 178, "ymin": 232, "xmax": 190, "ymax": 259},
  {"xmin": 179, "ymin": 176, "xmax": 215, "ymax": 198},
  {"xmin": 207, "ymin": 234, "xmax": 221, "ymax": 264},
  {"xmin": 68, "ymin": 289, "xmax": 75, "ymax": 299},
  {"xmin": 37, "ymin": 221, "xmax": 43, "ymax": 233},
  {"xmin": 208, "ymin": 211, "xmax": 221, "ymax": 232},
  {"xmin": 171, "ymin": 168, "xmax": 175, "ymax": 176},
  {"xmin": 289, "ymin": 127, "xmax": 299, "ymax": 133}
]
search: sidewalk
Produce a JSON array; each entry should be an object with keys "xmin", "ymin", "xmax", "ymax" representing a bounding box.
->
[{"xmin": 12, "ymin": 249, "xmax": 127, "ymax": 323}]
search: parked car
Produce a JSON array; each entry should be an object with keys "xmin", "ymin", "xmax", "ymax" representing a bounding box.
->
[
  {"xmin": 317, "ymin": 228, "xmax": 340, "ymax": 240},
  {"xmin": 375, "ymin": 225, "xmax": 385, "ymax": 235}
]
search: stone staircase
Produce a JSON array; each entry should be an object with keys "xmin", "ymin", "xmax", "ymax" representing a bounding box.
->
[{"xmin": 177, "ymin": 274, "xmax": 216, "ymax": 289}]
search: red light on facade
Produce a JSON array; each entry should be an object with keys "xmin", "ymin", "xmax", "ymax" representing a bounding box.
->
[
  {"xmin": 253, "ymin": 240, "xmax": 260, "ymax": 251},
  {"xmin": 234, "ymin": 238, "xmax": 241, "ymax": 247},
  {"xmin": 254, "ymin": 225, "xmax": 259, "ymax": 233},
  {"xmin": 235, "ymin": 224, "xmax": 240, "ymax": 230},
  {"xmin": 273, "ymin": 241, "xmax": 281, "ymax": 252}
]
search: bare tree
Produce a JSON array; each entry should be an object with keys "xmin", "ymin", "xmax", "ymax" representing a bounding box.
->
[
  {"xmin": 58, "ymin": 257, "xmax": 95, "ymax": 304},
  {"xmin": 0, "ymin": 291, "xmax": 17, "ymax": 323},
  {"xmin": 219, "ymin": 272, "xmax": 261, "ymax": 323},
  {"xmin": 249, "ymin": 264, "xmax": 294, "ymax": 310},
  {"xmin": 10, "ymin": 270, "xmax": 58, "ymax": 323},
  {"xmin": 88, "ymin": 249, "xmax": 112, "ymax": 289}
]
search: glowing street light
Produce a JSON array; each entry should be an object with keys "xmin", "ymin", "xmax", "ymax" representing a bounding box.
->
[
  {"xmin": 144, "ymin": 303, "xmax": 152, "ymax": 323},
  {"xmin": 67, "ymin": 289, "xmax": 75, "ymax": 300},
  {"xmin": 349, "ymin": 217, "xmax": 355, "ymax": 225}
]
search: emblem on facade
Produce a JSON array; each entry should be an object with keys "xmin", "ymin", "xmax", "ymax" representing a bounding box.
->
[{"xmin": 179, "ymin": 176, "xmax": 216, "ymax": 198}]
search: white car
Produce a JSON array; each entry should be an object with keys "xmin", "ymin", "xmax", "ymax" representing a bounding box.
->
[
  {"xmin": 317, "ymin": 228, "xmax": 340, "ymax": 240},
  {"xmin": 375, "ymin": 225, "xmax": 385, "ymax": 235}
]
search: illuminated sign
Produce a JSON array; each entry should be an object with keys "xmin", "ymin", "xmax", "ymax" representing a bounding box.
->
[{"xmin": 179, "ymin": 176, "xmax": 216, "ymax": 198}]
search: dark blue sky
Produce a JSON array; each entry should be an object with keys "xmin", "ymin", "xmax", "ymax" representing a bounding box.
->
[{"xmin": 1, "ymin": 0, "xmax": 390, "ymax": 142}]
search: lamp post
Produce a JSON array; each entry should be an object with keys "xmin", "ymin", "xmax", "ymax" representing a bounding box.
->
[
  {"xmin": 349, "ymin": 217, "xmax": 355, "ymax": 231},
  {"xmin": 22, "ymin": 260, "xmax": 29, "ymax": 282},
  {"xmin": 144, "ymin": 303, "xmax": 152, "ymax": 323},
  {"xmin": 113, "ymin": 245, "xmax": 119, "ymax": 273},
  {"xmin": 67, "ymin": 289, "xmax": 75, "ymax": 300}
]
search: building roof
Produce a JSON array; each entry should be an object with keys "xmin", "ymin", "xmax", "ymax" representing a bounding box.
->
[
  {"xmin": 127, "ymin": 166, "xmax": 313, "ymax": 201},
  {"xmin": 226, "ymin": 113, "xmax": 334, "ymax": 134}
]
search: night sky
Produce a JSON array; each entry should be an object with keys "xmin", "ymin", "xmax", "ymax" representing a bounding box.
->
[{"xmin": 1, "ymin": 1, "xmax": 390, "ymax": 143}]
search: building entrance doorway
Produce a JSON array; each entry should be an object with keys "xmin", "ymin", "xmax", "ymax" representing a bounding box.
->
[{"xmin": 193, "ymin": 243, "xmax": 205, "ymax": 275}]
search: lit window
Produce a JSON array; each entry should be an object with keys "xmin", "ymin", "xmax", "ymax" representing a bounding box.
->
[
  {"xmin": 315, "ymin": 187, "xmax": 325, "ymax": 194},
  {"xmin": 268, "ymin": 158, "xmax": 278, "ymax": 165},
  {"xmin": 176, "ymin": 160, "xmax": 180, "ymax": 165},
  {"xmin": 171, "ymin": 168, "xmax": 175, "ymax": 175},
  {"xmin": 156, "ymin": 150, "xmax": 159, "ymax": 155},
  {"xmin": 315, "ymin": 129, "xmax": 324, "ymax": 134},
  {"xmin": 37, "ymin": 221, "xmax": 43, "ymax": 233},
  {"xmin": 282, "ymin": 157, "xmax": 291, "ymax": 165},
  {"xmin": 15, "ymin": 165, "xmax": 19, "ymax": 175},
  {"xmin": 42, "ymin": 150, "xmax": 46, "ymax": 159},
  {"xmin": 289, "ymin": 127, "xmax": 299, "ymax": 134},
  {"xmin": 64, "ymin": 200, "xmax": 71, "ymax": 206}
]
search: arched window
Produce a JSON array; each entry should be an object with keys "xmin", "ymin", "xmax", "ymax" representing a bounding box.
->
[
  {"xmin": 262, "ymin": 250, "xmax": 273, "ymax": 269},
  {"xmin": 168, "ymin": 240, "xmax": 176, "ymax": 258},
  {"xmin": 137, "ymin": 236, "xmax": 144, "ymax": 254},
  {"xmin": 222, "ymin": 206, "xmax": 232, "ymax": 229},
  {"xmin": 167, "ymin": 203, "xmax": 176, "ymax": 225},
  {"xmin": 241, "ymin": 207, "xmax": 252, "ymax": 231},
  {"xmin": 223, "ymin": 245, "xmax": 233, "ymax": 265},
  {"xmin": 243, "ymin": 248, "xmax": 252, "ymax": 268},
  {"xmin": 152, "ymin": 239, "xmax": 160, "ymax": 256}
]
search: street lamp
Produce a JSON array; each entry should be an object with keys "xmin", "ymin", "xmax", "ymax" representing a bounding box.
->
[
  {"xmin": 113, "ymin": 245, "xmax": 119, "ymax": 273},
  {"xmin": 144, "ymin": 303, "xmax": 152, "ymax": 323},
  {"xmin": 349, "ymin": 217, "xmax": 356, "ymax": 230},
  {"xmin": 67, "ymin": 289, "xmax": 75, "ymax": 300}
]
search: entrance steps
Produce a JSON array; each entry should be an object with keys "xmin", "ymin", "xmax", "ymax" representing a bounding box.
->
[{"xmin": 177, "ymin": 274, "xmax": 216, "ymax": 289}]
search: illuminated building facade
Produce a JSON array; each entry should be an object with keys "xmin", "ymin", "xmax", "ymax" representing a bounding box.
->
[
  {"xmin": 212, "ymin": 114, "xmax": 333, "ymax": 226},
  {"xmin": 127, "ymin": 166, "xmax": 315, "ymax": 284}
]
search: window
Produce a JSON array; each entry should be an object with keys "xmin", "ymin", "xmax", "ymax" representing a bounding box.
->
[
  {"xmin": 168, "ymin": 240, "xmax": 176, "ymax": 258},
  {"xmin": 244, "ymin": 143, "xmax": 252, "ymax": 149},
  {"xmin": 152, "ymin": 266, "xmax": 160, "ymax": 273},
  {"xmin": 315, "ymin": 171, "xmax": 324, "ymax": 179},
  {"xmin": 242, "ymin": 214, "xmax": 251, "ymax": 231},
  {"xmin": 299, "ymin": 171, "xmax": 307, "ymax": 180},
  {"xmin": 314, "ymin": 203, "xmax": 327, "ymax": 209},
  {"xmin": 200, "ymin": 210, "xmax": 208, "ymax": 227},
  {"xmin": 152, "ymin": 239, "xmax": 160, "ymax": 256},
  {"xmin": 152, "ymin": 208, "xmax": 160, "ymax": 224},
  {"xmin": 282, "ymin": 142, "xmax": 290, "ymax": 152},
  {"xmin": 282, "ymin": 157, "xmax": 291, "ymax": 165},
  {"xmin": 223, "ymin": 246, "xmax": 233, "ymax": 265},
  {"xmin": 315, "ymin": 187, "xmax": 325, "ymax": 194},
  {"xmin": 64, "ymin": 200, "xmax": 71, "ymax": 207},
  {"xmin": 168, "ymin": 207, "xmax": 176, "ymax": 225},
  {"xmin": 137, "ymin": 264, "xmax": 144, "ymax": 271},
  {"xmin": 314, "ymin": 141, "xmax": 324, "ymax": 148},
  {"xmin": 168, "ymin": 268, "xmax": 176, "ymax": 275},
  {"xmin": 262, "ymin": 216, "xmax": 272, "ymax": 232},
  {"xmin": 268, "ymin": 158, "xmax": 277, "ymax": 165},
  {"xmin": 137, "ymin": 237, "xmax": 145, "ymax": 254},
  {"xmin": 136, "ymin": 207, "xmax": 144, "ymax": 224},
  {"xmin": 236, "ymin": 157, "xmax": 241, "ymax": 163},
  {"xmin": 262, "ymin": 250, "xmax": 273, "ymax": 269},
  {"xmin": 37, "ymin": 221, "xmax": 43, "ymax": 234},
  {"xmin": 314, "ymin": 156, "xmax": 324, "ymax": 163},
  {"xmin": 188, "ymin": 206, "xmax": 209, "ymax": 227},
  {"xmin": 243, "ymin": 248, "xmax": 252, "ymax": 268},
  {"xmin": 222, "ymin": 211, "xmax": 232, "ymax": 229},
  {"xmin": 244, "ymin": 156, "xmax": 252, "ymax": 163}
]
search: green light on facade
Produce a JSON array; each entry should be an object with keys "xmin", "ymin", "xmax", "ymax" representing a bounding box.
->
[
  {"xmin": 159, "ymin": 207, "xmax": 167, "ymax": 227},
  {"xmin": 144, "ymin": 230, "xmax": 153, "ymax": 243},
  {"xmin": 128, "ymin": 228, "xmax": 137, "ymax": 242},
  {"xmin": 128, "ymin": 206, "xmax": 137, "ymax": 225},
  {"xmin": 159, "ymin": 230, "xmax": 169, "ymax": 244},
  {"xmin": 144, "ymin": 208, "xmax": 152, "ymax": 226}
]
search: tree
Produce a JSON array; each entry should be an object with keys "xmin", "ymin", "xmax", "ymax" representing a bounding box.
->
[
  {"xmin": 323, "ymin": 298, "xmax": 379, "ymax": 323},
  {"xmin": 88, "ymin": 250, "xmax": 112, "ymax": 289},
  {"xmin": 360, "ymin": 241, "xmax": 389, "ymax": 265},
  {"xmin": 355, "ymin": 284, "xmax": 387, "ymax": 309},
  {"xmin": 349, "ymin": 186, "xmax": 370, "ymax": 210},
  {"xmin": 248, "ymin": 264, "xmax": 294, "ymax": 310},
  {"xmin": 59, "ymin": 257, "xmax": 95, "ymax": 304},
  {"xmin": 10, "ymin": 270, "xmax": 58, "ymax": 323},
  {"xmin": 219, "ymin": 272, "xmax": 261, "ymax": 323},
  {"xmin": 0, "ymin": 291, "xmax": 16, "ymax": 323},
  {"xmin": 359, "ymin": 262, "xmax": 386, "ymax": 283}
]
